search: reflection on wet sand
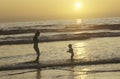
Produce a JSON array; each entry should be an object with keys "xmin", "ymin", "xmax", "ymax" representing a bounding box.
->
[
  {"xmin": 74, "ymin": 68, "xmax": 89, "ymax": 79},
  {"xmin": 69, "ymin": 66, "xmax": 89, "ymax": 79},
  {"xmin": 34, "ymin": 64, "xmax": 89, "ymax": 79},
  {"xmin": 36, "ymin": 68, "xmax": 41, "ymax": 79}
]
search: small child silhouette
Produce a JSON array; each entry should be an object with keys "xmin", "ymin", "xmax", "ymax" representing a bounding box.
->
[{"xmin": 67, "ymin": 44, "xmax": 74, "ymax": 61}]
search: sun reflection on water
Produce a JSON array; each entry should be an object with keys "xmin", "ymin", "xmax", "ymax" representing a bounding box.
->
[
  {"xmin": 76, "ymin": 19, "xmax": 82, "ymax": 24},
  {"xmin": 74, "ymin": 42, "xmax": 87, "ymax": 60}
]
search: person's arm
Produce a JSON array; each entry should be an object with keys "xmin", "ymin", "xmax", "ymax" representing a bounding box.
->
[
  {"xmin": 67, "ymin": 49, "xmax": 70, "ymax": 53},
  {"xmin": 37, "ymin": 37, "xmax": 39, "ymax": 42}
]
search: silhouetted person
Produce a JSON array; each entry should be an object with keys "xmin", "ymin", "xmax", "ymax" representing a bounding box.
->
[
  {"xmin": 33, "ymin": 31, "xmax": 40, "ymax": 62},
  {"xmin": 67, "ymin": 44, "xmax": 74, "ymax": 61}
]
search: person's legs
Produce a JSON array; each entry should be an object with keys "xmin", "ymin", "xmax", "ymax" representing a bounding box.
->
[
  {"xmin": 34, "ymin": 47, "xmax": 40, "ymax": 62},
  {"xmin": 71, "ymin": 53, "xmax": 74, "ymax": 61},
  {"xmin": 36, "ymin": 49, "xmax": 40, "ymax": 61}
]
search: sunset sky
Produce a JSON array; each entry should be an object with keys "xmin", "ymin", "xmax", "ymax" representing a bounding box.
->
[{"xmin": 0, "ymin": 0, "xmax": 120, "ymax": 22}]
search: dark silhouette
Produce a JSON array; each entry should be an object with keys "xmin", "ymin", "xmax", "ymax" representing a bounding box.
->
[
  {"xmin": 36, "ymin": 68, "xmax": 41, "ymax": 79},
  {"xmin": 33, "ymin": 31, "xmax": 40, "ymax": 62},
  {"xmin": 67, "ymin": 44, "xmax": 74, "ymax": 61}
]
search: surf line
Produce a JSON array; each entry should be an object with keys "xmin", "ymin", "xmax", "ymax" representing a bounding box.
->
[{"xmin": 0, "ymin": 59, "xmax": 120, "ymax": 71}]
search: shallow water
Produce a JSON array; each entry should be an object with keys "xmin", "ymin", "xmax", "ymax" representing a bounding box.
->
[
  {"xmin": 0, "ymin": 37, "xmax": 120, "ymax": 79},
  {"xmin": 0, "ymin": 37, "xmax": 120, "ymax": 65}
]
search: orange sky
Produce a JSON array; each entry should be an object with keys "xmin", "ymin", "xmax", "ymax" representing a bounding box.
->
[{"xmin": 0, "ymin": 0, "xmax": 120, "ymax": 22}]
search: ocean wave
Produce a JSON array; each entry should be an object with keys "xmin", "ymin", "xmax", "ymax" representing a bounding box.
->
[
  {"xmin": 0, "ymin": 54, "xmax": 35, "ymax": 60},
  {"xmin": 0, "ymin": 58, "xmax": 120, "ymax": 71},
  {"xmin": 0, "ymin": 24, "xmax": 120, "ymax": 35},
  {"xmin": 0, "ymin": 32, "xmax": 120, "ymax": 45}
]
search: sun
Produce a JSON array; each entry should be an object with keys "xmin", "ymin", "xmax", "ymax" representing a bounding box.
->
[{"xmin": 75, "ymin": 2, "xmax": 82, "ymax": 9}]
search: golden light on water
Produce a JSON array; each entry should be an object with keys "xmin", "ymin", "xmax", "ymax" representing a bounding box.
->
[
  {"xmin": 74, "ymin": 42, "xmax": 87, "ymax": 60},
  {"xmin": 76, "ymin": 19, "xmax": 82, "ymax": 24}
]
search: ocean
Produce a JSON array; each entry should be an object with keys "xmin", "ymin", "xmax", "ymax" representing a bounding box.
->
[{"xmin": 0, "ymin": 17, "xmax": 120, "ymax": 79}]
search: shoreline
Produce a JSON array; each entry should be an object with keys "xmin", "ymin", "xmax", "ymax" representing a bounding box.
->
[{"xmin": 0, "ymin": 58, "xmax": 120, "ymax": 71}]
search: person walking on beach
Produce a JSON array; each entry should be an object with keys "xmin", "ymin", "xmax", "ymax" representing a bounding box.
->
[
  {"xmin": 67, "ymin": 44, "xmax": 74, "ymax": 61},
  {"xmin": 33, "ymin": 31, "xmax": 40, "ymax": 62}
]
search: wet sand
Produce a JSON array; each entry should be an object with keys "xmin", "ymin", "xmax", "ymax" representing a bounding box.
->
[{"xmin": 0, "ymin": 64, "xmax": 120, "ymax": 79}]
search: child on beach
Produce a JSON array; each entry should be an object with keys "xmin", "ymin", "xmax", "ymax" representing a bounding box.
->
[{"xmin": 67, "ymin": 44, "xmax": 74, "ymax": 61}]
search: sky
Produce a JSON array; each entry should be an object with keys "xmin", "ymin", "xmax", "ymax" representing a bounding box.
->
[{"xmin": 0, "ymin": 0, "xmax": 120, "ymax": 22}]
